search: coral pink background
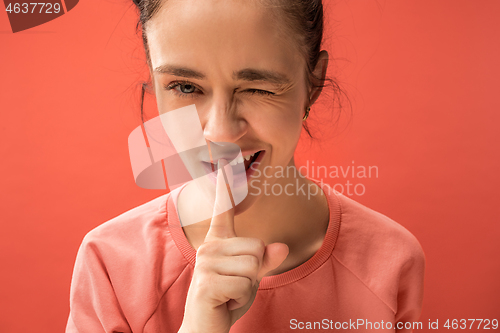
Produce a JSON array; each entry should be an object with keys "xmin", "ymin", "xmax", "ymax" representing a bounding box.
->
[{"xmin": 1, "ymin": 0, "xmax": 499, "ymax": 331}]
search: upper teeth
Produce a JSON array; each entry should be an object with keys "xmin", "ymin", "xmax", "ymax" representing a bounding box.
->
[{"xmin": 229, "ymin": 152, "xmax": 257, "ymax": 166}]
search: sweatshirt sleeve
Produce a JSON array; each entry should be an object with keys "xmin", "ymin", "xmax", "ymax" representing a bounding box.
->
[
  {"xmin": 394, "ymin": 238, "xmax": 426, "ymax": 333},
  {"xmin": 65, "ymin": 233, "xmax": 132, "ymax": 333}
]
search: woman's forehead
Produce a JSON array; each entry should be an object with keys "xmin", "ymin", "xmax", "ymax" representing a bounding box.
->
[{"xmin": 145, "ymin": 0, "xmax": 304, "ymax": 80}]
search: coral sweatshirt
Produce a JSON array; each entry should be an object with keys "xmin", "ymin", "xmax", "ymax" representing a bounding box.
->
[{"xmin": 66, "ymin": 181, "xmax": 425, "ymax": 332}]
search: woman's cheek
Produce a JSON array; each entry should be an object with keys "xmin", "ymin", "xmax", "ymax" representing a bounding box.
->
[
  {"xmin": 247, "ymin": 96, "xmax": 302, "ymax": 125},
  {"xmin": 258, "ymin": 108, "xmax": 303, "ymax": 161}
]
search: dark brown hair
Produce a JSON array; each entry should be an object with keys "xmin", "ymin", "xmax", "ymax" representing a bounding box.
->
[{"xmin": 131, "ymin": 0, "xmax": 350, "ymax": 138}]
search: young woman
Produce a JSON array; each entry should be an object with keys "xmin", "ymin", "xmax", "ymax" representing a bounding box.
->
[{"xmin": 66, "ymin": 1, "xmax": 426, "ymax": 332}]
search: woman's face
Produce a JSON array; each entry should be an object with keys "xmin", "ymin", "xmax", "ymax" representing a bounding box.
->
[{"xmin": 146, "ymin": 0, "xmax": 311, "ymax": 213}]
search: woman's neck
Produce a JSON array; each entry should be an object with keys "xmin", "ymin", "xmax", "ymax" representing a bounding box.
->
[
  {"xmin": 177, "ymin": 161, "xmax": 330, "ymax": 256},
  {"xmin": 235, "ymin": 165, "xmax": 329, "ymax": 249}
]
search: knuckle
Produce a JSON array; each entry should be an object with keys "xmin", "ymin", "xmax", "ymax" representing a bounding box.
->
[
  {"xmin": 194, "ymin": 259, "xmax": 210, "ymax": 273},
  {"xmin": 252, "ymin": 238, "xmax": 266, "ymax": 256},
  {"xmin": 246, "ymin": 255, "xmax": 260, "ymax": 271},
  {"xmin": 241, "ymin": 277, "xmax": 253, "ymax": 291},
  {"xmin": 197, "ymin": 240, "xmax": 222, "ymax": 257},
  {"xmin": 196, "ymin": 243, "xmax": 210, "ymax": 257}
]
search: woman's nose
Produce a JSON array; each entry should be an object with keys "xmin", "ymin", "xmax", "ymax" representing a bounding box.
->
[{"xmin": 202, "ymin": 101, "xmax": 247, "ymax": 144}]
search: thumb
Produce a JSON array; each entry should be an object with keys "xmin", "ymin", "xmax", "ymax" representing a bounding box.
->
[{"xmin": 257, "ymin": 243, "xmax": 289, "ymax": 282}]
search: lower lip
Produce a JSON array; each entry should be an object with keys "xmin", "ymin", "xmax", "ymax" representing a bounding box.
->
[{"xmin": 202, "ymin": 151, "xmax": 266, "ymax": 187}]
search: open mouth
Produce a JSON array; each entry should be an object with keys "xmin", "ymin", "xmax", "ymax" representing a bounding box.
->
[
  {"xmin": 199, "ymin": 150, "xmax": 265, "ymax": 190},
  {"xmin": 207, "ymin": 150, "xmax": 263, "ymax": 172},
  {"xmin": 234, "ymin": 150, "xmax": 262, "ymax": 171}
]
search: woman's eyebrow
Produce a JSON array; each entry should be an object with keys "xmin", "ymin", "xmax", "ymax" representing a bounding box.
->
[
  {"xmin": 153, "ymin": 65, "xmax": 291, "ymax": 86},
  {"xmin": 234, "ymin": 68, "xmax": 292, "ymax": 86},
  {"xmin": 154, "ymin": 65, "xmax": 205, "ymax": 79}
]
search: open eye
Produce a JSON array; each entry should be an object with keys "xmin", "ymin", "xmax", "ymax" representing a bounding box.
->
[
  {"xmin": 164, "ymin": 81, "xmax": 201, "ymax": 98},
  {"xmin": 177, "ymin": 83, "xmax": 196, "ymax": 94}
]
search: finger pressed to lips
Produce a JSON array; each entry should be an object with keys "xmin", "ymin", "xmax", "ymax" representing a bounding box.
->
[{"xmin": 205, "ymin": 158, "xmax": 236, "ymax": 241}]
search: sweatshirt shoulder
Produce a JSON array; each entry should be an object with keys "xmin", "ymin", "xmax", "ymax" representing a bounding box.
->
[
  {"xmin": 332, "ymin": 192, "xmax": 426, "ymax": 313},
  {"xmin": 81, "ymin": 193, "xmax": 171, "ymax": 250},
  {"xmin": 334, "ymin": 192, "xmax": 425, "ymax": 261},
  {"xmin": 70, "ymin": 192, "xmax": 189, "ymax": 326}
]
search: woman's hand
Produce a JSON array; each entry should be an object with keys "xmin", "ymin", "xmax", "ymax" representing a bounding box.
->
[{"xmin": 179, "ymin": 159, "xmax": 289, "ymax": 333}]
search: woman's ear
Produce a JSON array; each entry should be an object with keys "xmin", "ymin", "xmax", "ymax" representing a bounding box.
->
[{"xmin": 308, "ymin": 50, "xmax": 329, "ymax": 106}]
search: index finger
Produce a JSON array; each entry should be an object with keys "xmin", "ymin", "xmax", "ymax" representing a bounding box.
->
[{"xmin": 204, "ymin": 158, "xmax": 235, "ymax": 241}]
